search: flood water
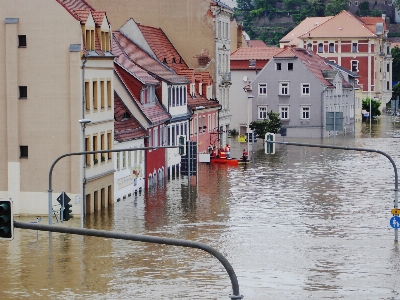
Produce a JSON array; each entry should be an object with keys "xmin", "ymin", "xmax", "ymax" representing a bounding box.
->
[{"xmin": 2, "ymin": 115, "xmax": 400, "ymax": 299}]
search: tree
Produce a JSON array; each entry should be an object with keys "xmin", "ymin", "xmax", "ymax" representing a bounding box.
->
[
  {"xmin": 392, "ymin": 46, "xmax": 400, "ymax": 83},
  {"xmin": 325, "ymin": 0, "xmax": 348, "ymax": 16},
  {"xmin": 249, "ymin": 110, "xmax": 282, "ymax": 139},
  {"xmin": 362, "ymin": 97, "xmax": 381, "ymax": 117},
  {"xmin": 391, "ymin": 83, "xmax": 400, "ymax": 101}
]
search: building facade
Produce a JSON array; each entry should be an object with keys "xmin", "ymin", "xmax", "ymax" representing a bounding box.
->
[
  {"xmin": 0, "ymin": 0, "xmax": 114, "ymax": 216},
  {"xmin": 251, "ymin": 47, "xmax": 357, "ymax": 138}
]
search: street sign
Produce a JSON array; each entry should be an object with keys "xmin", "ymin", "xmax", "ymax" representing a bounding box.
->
[
  {"xmin": 390, "ymin": 216, "xmax": 400, "ymax": 229},
  {"xmin": 392, "ymin": 208, "xmax": 400, "ymax": 215}
]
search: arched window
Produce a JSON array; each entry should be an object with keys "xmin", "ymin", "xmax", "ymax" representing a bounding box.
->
[
  {"xmin": 318, "ymin": 43, "xmax": 323, "ymax": 53},
  {"xmin": 329, "ymin": 43, "xmax": 334, "ymax": 53}
]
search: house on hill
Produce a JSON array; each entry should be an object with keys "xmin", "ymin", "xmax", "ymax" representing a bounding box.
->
[
  {"xmin": 250, "ymin": 47, "xmax": 358, "ymax": 138},
  {"xmin": 281, "ymin": 10, "xmax": 392, "ymax": 108}
]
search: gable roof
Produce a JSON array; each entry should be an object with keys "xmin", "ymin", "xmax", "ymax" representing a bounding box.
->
[
  {"xmin": 247, "ymin": 40, "xmax": 268, "ymax": 47},
  {"xmin": 273, "ymin": 47, "xmax": 347, "ymax": 87},
  {"xmin": 114, "ymin": 64, "xmax": 171, "ymax": 126},
  {"xmin": 114, "ymin": 92, "xmax": 147, "ymax": 142},
  {"xmin": 137, "ymin": 24, "xmax": 188, "ymax": 72},
  {"xmin": 280, "ymin": 16, "xmax": 333, "ymax": 45},
  {"xmin": 299, "ymin": 10, "xmax": 383, "ymax": 39},
  {"xmin": 230, "ymin": 47, "xmax": 281, "ymax": 70},
  {"xmin": 113, "ymin": 30, "xmax": 189, "ymax": 84}
]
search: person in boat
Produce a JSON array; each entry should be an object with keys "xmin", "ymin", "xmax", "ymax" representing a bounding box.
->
[
  {"xmin": 242, "ymin": 149, "xmax": 248, "ymax": 161},
  {"xmin": 225, "ymin": 144, "xmax": 231, "ymax": 159},
  {"xmin": 210, "ymin": 145, "xmax": 217, "ymax": 158}
]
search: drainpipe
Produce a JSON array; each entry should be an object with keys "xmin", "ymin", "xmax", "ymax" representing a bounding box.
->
[
  {"xmin": 81, "ymin": 54, "xmax": 88, "ymax": 227},
  {"xmin": 321, "ymin": 87, "xmax": 327, "ymax": 139}
]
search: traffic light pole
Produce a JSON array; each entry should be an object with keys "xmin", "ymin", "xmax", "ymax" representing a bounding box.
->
[
  {"xmin": 14, "ymin": 221, "xmax": 244, "ymax": 299},
  {"xmin": 266, "ymin": 140, "xmax": 399, "ymax": 242},
  {"xmin": 48, "ymin": 146, "xmax": 179, "ymax": 226}
]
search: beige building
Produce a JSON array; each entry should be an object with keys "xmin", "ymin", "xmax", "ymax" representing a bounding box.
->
[
  {"xmin": 87, "ymin": 0, "xmax": 243, "ymax": 146},
  {"xmin": 0, "ymin": 0, "xmax": 114, "ymax": 216}
]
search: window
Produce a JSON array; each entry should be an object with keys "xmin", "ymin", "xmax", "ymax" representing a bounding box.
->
[
  {"xmin": 351, "ymin": 60, "xmax": 359, "ymax": 72},
  {"xmin": 258, "ymin": 106, "xmax": 267, "ymax": 119},
  {"xmin": 85, "ymin": 82, "xmax": 90, "ymax": 110},
  {"xmin": 93, "ymin": 81, "xmax": 98, "ymax": 110},
  {"xmin": 19, "ymin": 86, "xmax": 27, "ymax": 98},
  {"xmin": 307, "ymin": 43, "xmax": 312, "ymax": 50},
  {"xmin": 279, "ymin": 82, "xmax": 289, "ymax": 95},
  {"xmin": 20, "ymin": 146, "xmax": 28, "ymax": 158},
  {"xmin": 288, "ymin": 63, "xmax": 293, "ymax": 71},
  {"xmin": 117, "ymin": 153, "xmax": 120, "ymax": 170},
  {"xmin": 387, "ymin": 81, "xmax": 390, "ymax": 90},
  {"xmin": 18, "ymin": 35, "xmax": 26, "ymax": 47},
  {"xmin": 249, "ymin": 59, "xmax": 256, "ymax": 67},
  {"xmin": 355, "ymin": 1, "xmax": 358, "ymax": 5},
  {"xmin": 258, "ymin": 83, "xmax": 267, "ymax": 96},
  {"xmin": 107, "ymin": 80, "xmax": 112, "ymax": 108},
  {"xmin": 100, "ymin": 80, "xmax": 105, "ymax": 109},
  {"xmin": 107, "ymin": 132, "xmax": 112, "ymax": 160},
  {"xmin": 279, "ymin": 106, "xmax": 289, "ymax": 120},
  {"xmin": 122, "ymin": 151, "xmax": 126, "ymax": 169},
  {"xmin": 318, "ymin": 43, "xmax": 323, "ymax": 53},
  {"xmin": 387, "ymin": 63, "xmax": 390, "ymax": 72},
  {"xmin": 93, "ymin": 135, "xmax": 98, "ymax": 164},
  {"xmin": 85, "ymin": 137, "xmax": 90, "ymax": 165},
  {"xmin": 101, "ymin": 133, "xmax": 105, "ymax": 162},
  {"xmin": 349, "ymin": 1, "xmax": 351, "ymax": 6},
  {"xmin": 301, "ymin": 106, "xmax": 310, "ymax": 119},
  {"xmin": 352, "ymin": 43, "xmax": 358, "ymax": 53},
  {"xmin": 301, "ymin": 83, "xmax": 310, "ymax": 95},
  {"xmin": 329, "ymin": 43, "xmax": 334, "ymax": 53},
  {"xmin": 276, "ymin": 63, "xmax": 282, "ymax": 70}
]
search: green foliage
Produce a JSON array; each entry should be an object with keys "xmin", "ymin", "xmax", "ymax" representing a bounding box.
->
[
  {"xmin": 394, "ymin": 0, "xmax": 400, "ymax": 10},
  {"xmin": 325, "ymin": 0, "xmax": 348, "ymax": 16},
  {"xmin": 359, "ymin": 1, "xmax": 369, "ymax": 11},
  {"xmin": 249, "ymin": 110, "xmax": 282, "ymax": 138},
  {"xmin": 230, "ymin": 128, "xmax": 239, "ymax": 137},
  {"xmin": 392, "ymin": 46, "xmax": 400, "ymax": 82},
  {"xmin": 391, "ymin": 83, "xmax": 400, "ymax": 100},
  {"xmin": 362, "ymin": 97, "xmax": 381, "ymax": 117},
  {"xmin": 371, "ymin": 9, "xmax": 382, "ymax": 17}
]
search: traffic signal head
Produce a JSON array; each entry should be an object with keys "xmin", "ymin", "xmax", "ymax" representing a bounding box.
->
[
  {"xmin": 0, "ymin": 199, "xmax": 14, "ymax": 240},
  {"xmin": 63, "ymin": 203, "xmax": 72, "ymax": 221},
  {"xmin": 177, "ymin": 135, "xmax": 186, "ymax": 156}
]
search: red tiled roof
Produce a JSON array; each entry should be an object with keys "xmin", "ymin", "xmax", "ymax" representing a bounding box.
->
[
  {"xmin": 114, "ymin": 92, "xmax": 147, "ymax": 142},
  {"xmin": 113, "ymin": 31, "xmax": 189, "ymax": 84},
  {"xmin": 56, "ymin": 0, "xmax": 94, "ymax": 19},
  {"xmin": 138, "ymin": 24, "xmax": 188, "ymax": 72},
  {"xmin": 231, "ymin": 47, "xmax": 281, "ymax": 60},
  {"xmin": 113, "ymin": 36, "xmax": 159, "ymax": 85},
  {"xmin": 114, "ymin": 64, "xmax": 171, "ymax": 125},
  {"xmin": 247, "ymin": 40, "xmax": 268, "ymax": 47},
  {"xmin": 187, "ymin": 96, "xmax": 220, "ymax": 111}
]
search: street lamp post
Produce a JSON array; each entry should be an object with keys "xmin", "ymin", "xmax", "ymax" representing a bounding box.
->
[
  {"xmin": 369, "ymin": 85, "xmax": 374, "ymax": 137},
  {"xmin": 79, "ymin": 119, "xmax": 91, "ymax": 228}
]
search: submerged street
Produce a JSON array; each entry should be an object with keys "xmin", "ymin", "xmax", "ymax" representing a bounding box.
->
[{"xmin": 2, "ymin": 115, "xmax": 400, "ymax": 299}]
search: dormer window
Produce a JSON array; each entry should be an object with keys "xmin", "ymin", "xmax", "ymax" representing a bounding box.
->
[
  {"xmin": 249, "ymin": 60, "xmax": 256, "ymax": 67},
  {"xmin": 141, "ymin": 85, "xmax": 155, "ymax": 104},
  {"xmin": 121, "ymin": 112, "xmax": 131, "ymax": 121},
  {"xmin": 190, "ymin": 83, "xmax": 196, "ymax": 97},
  {"xmin": 100, "ymin": 30, "xmax": 110, "ymax": 52},
  {"xmin": 85, "ymin": 29, "xmax": 95, "ymax": 51}
]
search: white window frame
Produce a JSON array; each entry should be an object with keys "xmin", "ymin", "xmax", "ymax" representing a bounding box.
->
[
  {"xmin": 352, "ymin": 42, "xmax": 358, "ymax": 53},
  {"xmin": 301, "ymin": 83, "xmax": 310, "ymax": 96},
  {"xmin": 279, "ymin": 106, "xmax": 289, "ymax": 120},
  {"xmin": 329, "ymin": 43, "xmax": 335, "ymax": 53},
  {"xmin": 318, "ymin": 43, "xmax": 323, "ymax": 53},
  {"xmin": 301, "ymin": 106, "xmax": 310, "ymax": 120},
  {"xmin": 258, "ymin": 83, "xmax": 267, "ymax": 96},
  {"xmin": 258, "ymin": 106, "xmax": 268, "ymax": 119},
  {"xmin": 351, "ymin": 60, "xmax": 359, "ymax": 72},
  {"xmin": 279, "ymin": 82, "xmax": 289, "ymax": 95}
]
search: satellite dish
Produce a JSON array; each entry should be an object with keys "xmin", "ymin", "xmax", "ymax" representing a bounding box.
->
[{"xmin": 243, "ymin": 76, "xmax": 248, "ymax": 82}]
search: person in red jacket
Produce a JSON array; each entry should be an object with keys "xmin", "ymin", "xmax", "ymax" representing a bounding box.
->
[
  {"xmin": 225, "ymin": 144, "xmax": 231, "ymax": 159},
  {"xmin": 242, "ymin": 149, "xmax": 248, "ymax": 161}
]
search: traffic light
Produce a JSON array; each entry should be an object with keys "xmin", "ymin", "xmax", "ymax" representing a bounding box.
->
[
  {"xmin": 63, "ymin": 198, "xmax": 72, "ymax": 221},
  {"xmin": 0, "ymin": 199, "xmax": 14, "ymax": 240},
  {"xmin": 177, "ymin": 135, "xmax": 186, "ymax": 156},
  {"xmin": 265, "ymin": 133, "xmax": 275, "ymax": 154}
]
